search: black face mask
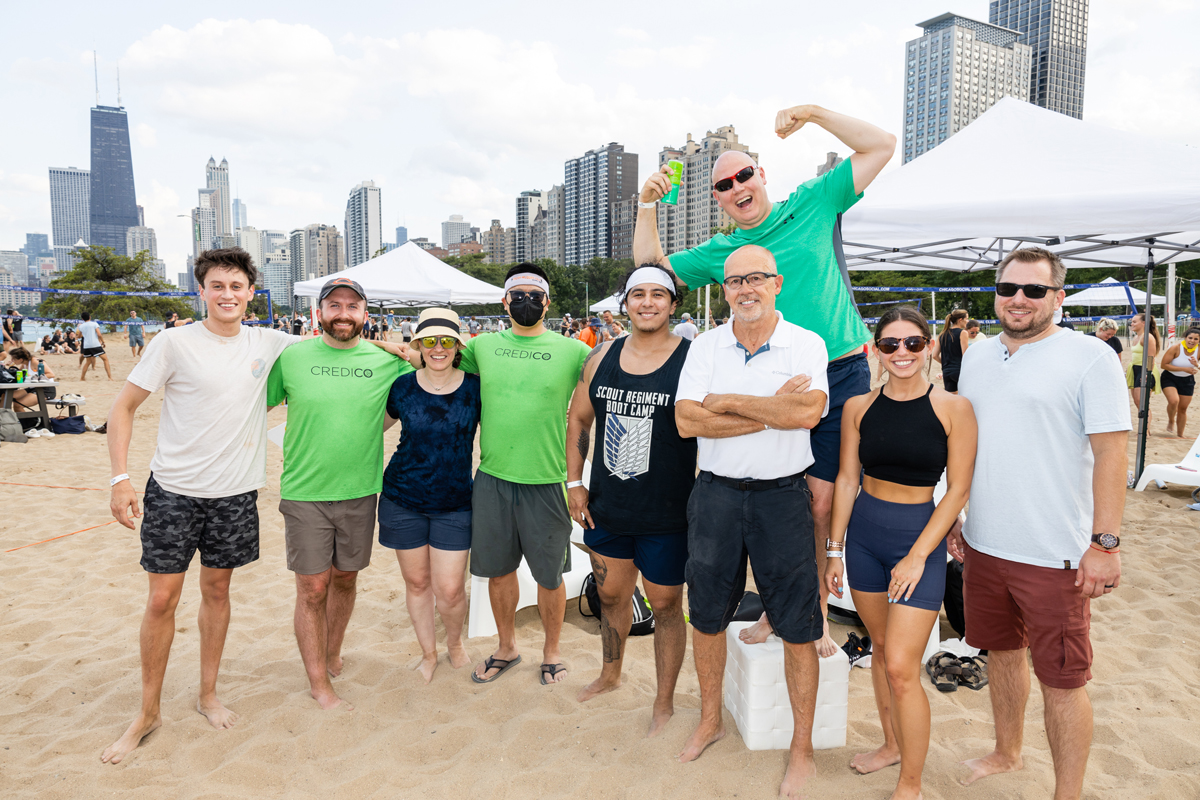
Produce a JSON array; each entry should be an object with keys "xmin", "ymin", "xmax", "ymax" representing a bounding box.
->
[{"xmin": 508, "ymin": 297, "xmax": 545, "ymax": 327}]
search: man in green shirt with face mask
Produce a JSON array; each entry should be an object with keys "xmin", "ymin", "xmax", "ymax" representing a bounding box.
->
[
  {"xmin": 634, "ymin": 105, "xmax": 896, "ymax": 668},
  {"xmin": 459, "ymin": 263, "xmax": 592, "ymax": 687}
]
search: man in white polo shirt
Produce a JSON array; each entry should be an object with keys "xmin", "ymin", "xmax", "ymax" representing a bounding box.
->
[{"xmin": 674, "ymin": 244, "xmax": 829, "ymax": 797}]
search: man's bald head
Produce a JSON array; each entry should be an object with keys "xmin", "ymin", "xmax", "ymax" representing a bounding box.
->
[
  {"xmin": 712, "ymin": 151, "xmax": 757, "ymax": 185},
  {"xmin": 724, "ymin": 244, "xmax": 777, "ymax": 277}
]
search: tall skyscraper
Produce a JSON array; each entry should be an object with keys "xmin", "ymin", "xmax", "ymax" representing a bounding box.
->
[
  {"xmin": 564, "ymin": 143, "xmax": 639, "ymax": 266},
  {"xmin": 903, "ymin": 14, "xmax": 1032, "ymax": 163},
  {"xmin": 262, "ymin": 247, "xmax": 292, "ymax": 304},
  {"xmin": 261, "ymin": 229, "xmax": 288, "ymax": 254},
  {"xmin": 652, "ymin": 126, "xmax": 756, "ymax": 256},
  {"xmin": 441, "ymin": 214, "xmax": 473, "ymax": 248},
  {"xmin": 137, "ymin": 205, "xmax": 145, "ymax": 226},
  {"xmin": 232, "ymin": 198, "xmax": 248, "ymax": 230},
  {"xmin": 206, "ymin": 157, "xmax": 232, "ymax": 236},
  {"xmin": 125, "ymin": 226, "xmax": 157, "ymax": 258},
  {"xmin": 990, "ymin": 0, "xmax": 1087, "ymax": 118},
  {"xmin": 479, "ymin": 220, "xmax": 516, "ymax": 265},
  {"xmin": 344, "ymin": 181, "xmax": 382, "ymax": 267},
  {"xmin": 396, "ymin": 226, "xmax": 408, "ymax": 246},
  {"xmin": 89, "ymin": 105, "xmax": 139, "ymax": 255},
  {"xmin": 544, "ymin": 184, "xmax": 565, "ymax": 266},
  {"xmin": 236, "ymin": 226, "xmax": 264, "ymax": 274},
  {"xmin": 23, "ymin": 234, "xmax": 50, "ymax": 267},
  {"xmin": 192, "ymin": 188, "xmax": 218, "ymax": 257},
  {"xmin": 514, "ymin": 190, "xmax": 545, "ymax": 262}
]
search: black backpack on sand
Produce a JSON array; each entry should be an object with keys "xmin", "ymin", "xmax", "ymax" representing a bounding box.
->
[{"xmin": 579, "ymin": 573, "xmax": 655, "ymax": 636}]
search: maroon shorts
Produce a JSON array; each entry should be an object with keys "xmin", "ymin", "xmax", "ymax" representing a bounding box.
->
[{"xmin": 963, "ymin": 542, "xmax": 1093, "ymax": 690}]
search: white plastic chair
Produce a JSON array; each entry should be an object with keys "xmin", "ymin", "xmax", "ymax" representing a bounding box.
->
[{"xmin": 1134, "ymin": 433, "xmax": 1200, "ymax": 495}]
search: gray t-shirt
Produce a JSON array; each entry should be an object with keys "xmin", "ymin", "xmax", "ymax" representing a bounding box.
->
[
  {"xmin": 78, "ymin": 320, "xmax": 102, "ymax": 349},
  {"xmin": 959, "ymin": 329, "xmax": 1131, "ymax": 569}
]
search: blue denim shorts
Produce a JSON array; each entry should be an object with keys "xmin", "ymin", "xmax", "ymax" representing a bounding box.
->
[{"xmin": 377, "ymin": 495, "xmax": 471, "ymax": 551}]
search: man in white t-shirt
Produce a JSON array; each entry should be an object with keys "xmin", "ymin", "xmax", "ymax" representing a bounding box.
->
[
  {"xmin": 399, "ymin": 317, "xmax": 413, "ymax": 342},
  {"xmin": 101, "ymin": 247, "xmax": 299, "ymax": 765},
  {"xmin": 673, "ymin": 312, "xmax": 698, "ymax": 341},
  {"xmin": 951, "ymin": 248, "xmax": 1129, "ymax": 799},
  {"xmin": 674, "ymin": 245, "xmax": 829, "ymax": 797},
  {"xmin": 77, "ymin": 311, "xmax": 113, "ymax": 381}
]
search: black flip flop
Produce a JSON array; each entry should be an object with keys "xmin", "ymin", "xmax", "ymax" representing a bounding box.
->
[
  {"xmin": 956, "ymin": 656, "xmax": 989, "ymax": 690},
  {"xmin": 540, "ymin": 663, "xmax": 567, "ymax": 685},
  {"xmin": 471, "ymin": 654, "xmax": 522, "ymax": 684}
]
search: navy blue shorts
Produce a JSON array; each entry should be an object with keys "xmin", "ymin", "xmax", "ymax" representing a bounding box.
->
[
  {"xmin": 845, "ymin": 490, "xmax": 946, "ymax": 611},
  {"xmin": 377, "ymin": 495, "xmax": 471, "ymax": 551},
  {"xmin": 583, "ymin": 524, "xmax": 688, "ymax": 587},
  {"xmin": 808, "ymin": 353, "xmax": 871, "ymax": 483}
]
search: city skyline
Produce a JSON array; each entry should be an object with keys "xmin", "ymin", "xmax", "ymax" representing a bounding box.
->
[{"xmin": 1, "ymin": 2, "xmax": 1194, "ymax": 284}]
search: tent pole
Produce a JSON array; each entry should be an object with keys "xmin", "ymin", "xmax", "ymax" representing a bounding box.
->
[
  {"xmin": 1167, "ymin": 262, "xmax": 1177, "ymax": 345},
  {"xmin": 704, "ymin": 284, "xmax": 711, "ymax": 331},
  {"xmin": 1134, "ymin": 241, "xmax": 1155, "ymax": 482}
]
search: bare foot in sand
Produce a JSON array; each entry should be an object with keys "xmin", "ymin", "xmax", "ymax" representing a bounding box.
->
[
  {"xmin": 850, "ymin": 744, "xmax": 901, "ymax": 774},
  {"xmin": 646, "ymin": 701, "xmax": 674, "ymax": 738},
  {"xmin": 447, "ymin": 642, "xmax": 471, "ymax": 669},
  {"xmin": 327, "ymin": 654, "xmax": 344, "ymax": 678},
  {"xmin": 196, "ymin": 698, "xmax": 238, "ymax": 730},
  {"xmin": 779, "ymin": 751, "xmax": 817, "ymax": 798},
  {"xmin": 738, "ymin": 612, "xmax": 773, "ymax": 644},
  {"xmin": 311, "ymin": 686, "xmax": 353, "ymax": 711},
  {"xmin": 100, "ymin": 713, "xmax": 161, "ymax": 764},
  {"xmin": 577, "ymin": 674, "xmax": 623, "ymax": 702},
  {"xmin": 414, "ymin": 652, "xmax": 439, "ymax": 684},
  {"xmin": 960, "ymin": 751, "xmax": 1023, "ymax": 785},
  {"xmin": 678, "ymin": 718, "xmax": 725, "ymax": 762}
]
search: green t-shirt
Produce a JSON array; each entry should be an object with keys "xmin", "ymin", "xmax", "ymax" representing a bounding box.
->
[
  {"xmin": 267, "ymin": 337, "xmax": 413, "ymax": 501},
  {"xmin": 669, "ymin": 157, "xmax": 870, "ymax": 360},
  {"xmin": 459, "ymin": 330, "xmax": 591, "ymax": 485}
]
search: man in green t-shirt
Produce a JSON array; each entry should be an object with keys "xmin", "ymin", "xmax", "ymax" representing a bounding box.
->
[
  {"xmin": 459, "ymin": 263, "xmax": 591, "ymax": 686},
  {"xmin": 634, "ymin": 105, "xmax": 896, "ymax": 660},
  {"xmin": 267, "ymin": 277, "xmax": 414, "ymax": 710}
]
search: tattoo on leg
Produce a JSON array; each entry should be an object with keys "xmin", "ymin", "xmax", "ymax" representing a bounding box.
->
[
  {"xmin": 576, "ymin": 429, "xmax": 590, "ymax": 460},
  {"xmin": 600, "ymin": 609, "xmax": 621, "ymax": 663},
  {"xmin": 591, "ymin": 555, "xmax": 608, "ymax": 588}
]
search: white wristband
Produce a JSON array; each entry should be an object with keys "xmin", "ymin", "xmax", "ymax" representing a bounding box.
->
[
  {"xmin": 566, "ymin": 480, "xmax": 584, "ymax": 489},
  {"xmin": 110, "ymin": 474, "xmax": 130, "ymax": 487},
  {"xmin": 825, "ymin": 551, "xmax": 844, "ymax": 559},
  {"xmin": 637, "ymin": 201, "xmax": 657, "ymax": 209}
]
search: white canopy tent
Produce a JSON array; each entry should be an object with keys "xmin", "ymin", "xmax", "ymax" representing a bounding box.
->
[
  {"xmin": 589, "ymin": 295, "xmax": 623, "ymax": 314},
  {"xmin": 292, "ymin": 242, "xmax": 505, "ymax": 306},
  {"xmin": 1063, "ymin": 277, "xmax": 1165, "ymax": 309}
]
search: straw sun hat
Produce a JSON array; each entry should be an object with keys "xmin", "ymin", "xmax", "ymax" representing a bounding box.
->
[{"xmin": 414, "ymin": 308, "xmax": 467, "ymax": 346}]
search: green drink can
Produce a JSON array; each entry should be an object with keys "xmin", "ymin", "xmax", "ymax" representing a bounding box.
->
[{"xmin": 662, "ymin": 159, "xmax": 684, "ymax": 205}]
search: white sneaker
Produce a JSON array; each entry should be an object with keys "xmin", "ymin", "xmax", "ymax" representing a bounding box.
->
[
  {"xmin": 39, "ymin": 429, "xmax": 55, "ymax": 437},
  {"xmin": 24, "ymin": 429, "xmax": 41, "ymax": 438}
]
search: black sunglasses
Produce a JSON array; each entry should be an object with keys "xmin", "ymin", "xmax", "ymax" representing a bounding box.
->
[
  {"xmin": 876, "ymin": 336, "xmax": 930, "ymax": 354},
  {"xmin": 507, "ymin": 290, "xmax": 546, "ymax": 303},
  {"xmin": 713, "ymin": 165, "xmax": 757, "ymax": 193},
  {"xmin": 995, "ymin": 282, "xmax": 1061, "ymax": 299}
]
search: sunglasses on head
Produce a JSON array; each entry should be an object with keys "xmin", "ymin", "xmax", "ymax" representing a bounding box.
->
[
  {"xmin": 419, "ymin": 336, "xmax": 458, "ymax": 349},
  {"xmin": 995, "ymin": 282, "xmax": 1060, "ymax": 299},
  {"xmin": 713, "ymin": 165, "xmax": 757, "ymax": 193},
  {"xmin": 507, "ymin": 290, "xmax": 545, "ymax": 303},
  {"xmin": 875, "ymin": 336, "xmax": 930, "ymax": 354}
]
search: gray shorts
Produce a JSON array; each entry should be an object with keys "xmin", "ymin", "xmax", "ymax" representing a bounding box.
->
[
  {"xmin": 129, "ymin": 331, "xmax": 144, "ymax": 346},
  {"xmin": 140, "ymin": 475, "xmax": 259, "ymax": 574},
  {"xmin": 469, "ymin": 471, "xmax": 572, "ymax": 589},
  {"xmin": 279, "ymin": 495, "xmax": 377, "ymax": 575}
]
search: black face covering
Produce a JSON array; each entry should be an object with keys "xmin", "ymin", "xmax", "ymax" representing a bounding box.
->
[{"xmin": 508, "ymin": 297, "xmax": 545, "ymax": 328}]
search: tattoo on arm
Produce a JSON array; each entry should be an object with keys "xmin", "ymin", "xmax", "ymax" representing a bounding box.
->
[
  {"xmin": 579, "ymin": 344, "xmax": 604, "ymax": 382},
  {"xmin": 576, "ymin": 429, "xmax": 590, "ymax": 460}
]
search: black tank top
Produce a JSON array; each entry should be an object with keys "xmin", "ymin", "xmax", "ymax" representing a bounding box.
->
[
  {"xmin": 588, "ymin": 337, "xmax": 697, "ymax": 536},
  {"xmin": 858, "ymin": 384, "xmax": 947, "ymax": 487},
  {"xmin": 939, "ymin": 327, "xmax": 964, "ymax": 376}
]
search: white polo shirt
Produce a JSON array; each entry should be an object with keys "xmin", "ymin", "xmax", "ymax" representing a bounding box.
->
[{"xmin": 675, "ymin": 312, "xmax": 829, "ymax": 480}]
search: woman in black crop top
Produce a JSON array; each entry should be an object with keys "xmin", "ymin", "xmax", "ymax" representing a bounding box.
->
[
  {"xmin": 824, "ymin": 305, "xmax": 978, "ymax": 800},
  {"xmin": 932, "ymin": 308, "xmax": 969, "ymax": 393}
]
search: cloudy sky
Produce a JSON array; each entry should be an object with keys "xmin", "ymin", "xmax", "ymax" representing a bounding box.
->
[{"xmin": 2, "ymin": 0, "xmax": 1197, "ymax": 283}]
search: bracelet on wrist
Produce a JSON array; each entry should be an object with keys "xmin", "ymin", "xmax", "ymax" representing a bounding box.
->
[
  {"xmin": 110, "ymin": 473, "xmax": 130, "ymax": 487},
  {"xmin": 1089, "ymin": 543, "xmax": 1119, "ymax": 554},
  {"xmin": 826, "ymin": 551, "xmax": 844, "ymax": 559},
  {"xmin": 825, "ymin": 538, "xmax": 844, "ymax": 550},
  {"xmin": 637, "ymin": 200, "xmax": 658, "ymax": 209},
  {"xmin": 566, "ymin": 480, "xmax": 585, "ymax": 489}
]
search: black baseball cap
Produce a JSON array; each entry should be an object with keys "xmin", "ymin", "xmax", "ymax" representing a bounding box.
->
[{"xmin": 318, "ymin": 277, "xmax": 367, "ymax": 303}]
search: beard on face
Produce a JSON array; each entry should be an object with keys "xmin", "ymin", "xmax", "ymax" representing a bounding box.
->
[
  {"xmin": 731, "ymin": 293, "xmax": 765, "ymax": 323},
  {"xmin": 998, "ymin": 301, "xmax": 1055, "ymax": 340},
  {"xmin": 321, "ymin": 315, "xmax": 363, "ymax": 341}
]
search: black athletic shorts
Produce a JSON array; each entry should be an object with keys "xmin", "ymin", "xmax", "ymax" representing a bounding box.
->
[
  {"xmin": 1160, "ymin": 371, "xmax": 1195, "ymax": 397},
  {"xmin": 81, "ymin": 346, "xmax": 105, "ymax": 358},
  {"xmin": 685, "ymin": 471, "xmax": 822, "ymax": 644},
  {"xmin": 139, "ymin": 474, "xmax": 260, "ymax": 573}
]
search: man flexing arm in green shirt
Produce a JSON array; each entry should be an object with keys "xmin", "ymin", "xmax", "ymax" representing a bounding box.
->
[{"xmin": 633, "ymin": 105, "xmax": 896, "ymax": 657}]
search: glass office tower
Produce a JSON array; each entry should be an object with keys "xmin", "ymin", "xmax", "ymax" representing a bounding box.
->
[
  {"xmin": 990, "ymin": 0, "xmax": 1088, "ymax": 119},
  {"xmin": 89, "ymin": 105, "xmax": 139, "ymax": 255}
]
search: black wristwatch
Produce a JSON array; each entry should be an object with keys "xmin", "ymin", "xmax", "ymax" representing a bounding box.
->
[{"xmin": 1091, "ymin": 533, "xmax": 1120, "ymax": 551}]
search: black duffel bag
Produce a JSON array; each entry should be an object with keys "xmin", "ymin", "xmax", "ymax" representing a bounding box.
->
[{"xmin": 579, "ymin": 573, "xmax": 655, "ymax": 636}]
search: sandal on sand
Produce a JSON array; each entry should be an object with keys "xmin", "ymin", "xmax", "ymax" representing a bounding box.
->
[
  {"xmin": 540, "ymin": 663, "xmax": 567, "ymax": 685},
  {"xmin": 956, "ymin": 655, "xmax": 988, "ymax": 690},
  {"xmin": 471, "ymin": 654, "xmax": 521, "ymax": 684},
  {"xmin": 926, "ymin": 652, "xmax": 961, "ymax": 693}
]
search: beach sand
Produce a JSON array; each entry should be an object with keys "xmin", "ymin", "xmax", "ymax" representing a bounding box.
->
[{"xmin": 2, "ymin": 336, "xmax": 1198, "ymax": 799}]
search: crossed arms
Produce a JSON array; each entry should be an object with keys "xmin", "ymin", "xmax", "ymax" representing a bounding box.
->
[{"xmin": 676, "ymin": 374, "xmax": 826, "ymax": 439}]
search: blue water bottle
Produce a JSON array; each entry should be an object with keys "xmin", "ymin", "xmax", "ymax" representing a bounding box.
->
[{"xmin": 37, "ymin": 360, "xmax": 45, "ymax": 380}]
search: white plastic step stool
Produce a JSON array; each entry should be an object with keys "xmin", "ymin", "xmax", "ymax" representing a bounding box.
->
[{"xmin": 723, "ymin": 622, "xmax": 850, "ymax": 751}]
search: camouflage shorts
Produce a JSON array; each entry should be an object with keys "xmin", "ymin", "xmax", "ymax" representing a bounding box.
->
[{"xmin": 140, "ymin": 475, "xmax": 260, "ymax": 573}]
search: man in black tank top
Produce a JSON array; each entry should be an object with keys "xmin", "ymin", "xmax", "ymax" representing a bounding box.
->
[{"xmin": 566, "ymin": 264, "xmax": 695, "ymax": 737}]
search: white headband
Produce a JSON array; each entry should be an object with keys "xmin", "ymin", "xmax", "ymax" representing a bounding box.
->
[
  {"xmin": 504, "ymin": 273, "xmax": 550, "ymax": 294},
  {"xmin": 624, "ymin": 267, "xmax": 676, "ymax": 297}
]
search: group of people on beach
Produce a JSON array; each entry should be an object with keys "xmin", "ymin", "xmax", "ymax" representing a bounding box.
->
[{"xmin": 100, "ymin": 104, "xmax": 1133, "ymax": 800}]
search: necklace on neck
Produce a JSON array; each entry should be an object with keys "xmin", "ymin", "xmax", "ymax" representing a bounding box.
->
[{"xmin": 421, "ymin": 369, "xmax": 455, "ymax": 392}]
